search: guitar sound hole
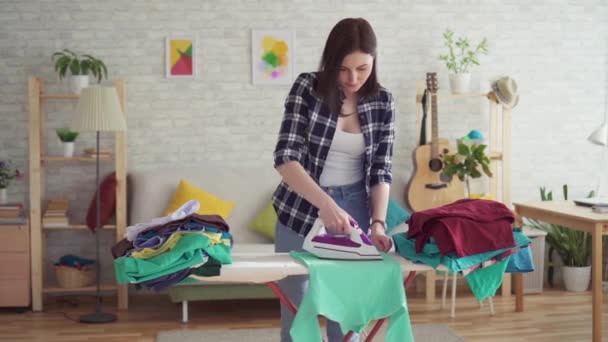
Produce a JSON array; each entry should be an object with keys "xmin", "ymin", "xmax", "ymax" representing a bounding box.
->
[{"xmin": 429, "ymin": 159, "xmax": 443, "ymax": 172}]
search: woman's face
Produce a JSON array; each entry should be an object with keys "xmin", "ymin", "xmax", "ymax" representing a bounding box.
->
[{"xmin": 338, "ymin": 50, "xmax": 374, "ymax": 96}]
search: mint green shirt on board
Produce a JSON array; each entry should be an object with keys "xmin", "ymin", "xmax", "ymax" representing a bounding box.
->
[{"xmin": 289, "ymin": 251, "xmax": 414, "ymax": 342}]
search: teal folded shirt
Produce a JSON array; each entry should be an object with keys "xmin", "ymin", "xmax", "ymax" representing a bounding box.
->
[
  {"xmin": 289, "ymin": 251, "xmax": 414, "ymax": 342},
  {"xmin": 393, "ymin": 231, "xmax": 531, "ymax": 301}
]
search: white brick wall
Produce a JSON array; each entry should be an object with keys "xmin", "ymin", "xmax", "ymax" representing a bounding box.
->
[{"xmin": 1, "ymin": 0, "xmax": 607, "ymax": 285}]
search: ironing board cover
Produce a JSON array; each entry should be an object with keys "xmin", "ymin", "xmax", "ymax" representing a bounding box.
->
[{"xmin": 289, "ymin": 251, "xmax": 414, "ymax": 342}]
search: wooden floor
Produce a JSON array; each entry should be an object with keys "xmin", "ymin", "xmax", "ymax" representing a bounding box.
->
[{"xmin": 0, "ymin": 288, "xmax": 603, "ymax": 342}]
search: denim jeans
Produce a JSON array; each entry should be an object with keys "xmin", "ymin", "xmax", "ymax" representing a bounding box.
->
[{"xmin": 274, "ymin": 180, "xmax": 370, "ymax": 342}]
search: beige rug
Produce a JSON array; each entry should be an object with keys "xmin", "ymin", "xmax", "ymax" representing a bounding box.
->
[{"xmin": 157, "ymin": 324, "xmax": 464, "ymax": 341}]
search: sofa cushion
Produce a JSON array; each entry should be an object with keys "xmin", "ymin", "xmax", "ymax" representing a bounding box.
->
[
  {"xmin": 86, "ymin": 172, "xmax": 117, "ymax": 231},
  {"xmin": 248, "ymin": 200, "xmax": 277, "ymax": 241},
  {"xmin": 128, "ymin": 164, "xmax": 281, "ymax": 244},
  {"xmin": 164, "ymin": 179, "xmax": 236, "ymax": 219}
]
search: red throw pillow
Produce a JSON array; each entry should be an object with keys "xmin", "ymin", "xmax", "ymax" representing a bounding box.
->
[{"xmin": 86, "ymin": 172, "xmax": 117, "ymax": 232}]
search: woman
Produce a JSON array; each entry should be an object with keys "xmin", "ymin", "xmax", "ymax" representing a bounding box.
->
[{"xmin": 272, "ymin": 17, "xmax": 395, "ymax": 342}]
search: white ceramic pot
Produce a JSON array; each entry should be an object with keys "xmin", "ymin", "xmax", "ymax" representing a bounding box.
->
[
  {"xmin": 63, "ymin": 142, "xmax": 75, "ymax": 157},
  {"xmin": 0, "ymin": 188, "xmax": 7, "ymax": 204},
  {"xmin": 562, "ymin": 265, "xmax": 591, "ymax": 292},
  {"xmin": 68, "ymin": 75, "xmax": 89, "ymax": 94},
  {"xmin": 449, "ymin": 73, "xmax": 471, "ymax": 94}
]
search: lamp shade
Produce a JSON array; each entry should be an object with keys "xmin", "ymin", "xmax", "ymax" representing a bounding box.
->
[
  {"xmin": 588, "ymin": 122, "xmax": 608, "ymax": 146},
  {"xmin": 72, "ymin": 86, "xmax": 127, "ymax": 132}
]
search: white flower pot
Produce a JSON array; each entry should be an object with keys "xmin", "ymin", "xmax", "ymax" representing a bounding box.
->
[
  {"xmin": 68, "ymin": 75, "xmax": 89, "ymax": 94},
  {"xmin": 0, "ymin": 188, "xmax": 7, "ymax": 204},
  {"xmin": 63, "ymin": 142, "xmax": 75, "ymax": 157},
  {"xmin": 449, "ymin": 73, "xmax": 471, "ymax": 94},
  {"xmin": 562, "ymin": 266, "xmax": 591, "ymax": 292}
]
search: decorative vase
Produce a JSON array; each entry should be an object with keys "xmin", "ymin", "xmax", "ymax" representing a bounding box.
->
[
  {"xmin": 68, "ymin": 75, "xmax": 89, "ymax": 94},
  {"xmin": 0, "ymin": 188, "xmax": 7, "ymax": 204},
  {"xmin": 63, "ymin": 142, "xmax": 74, "ymax": 157},
  {"xmin": 449, "ymin": 73, "xmax": 471, "ymax": 94},
  {"xmin": 562, "ymin": 265, "xmax": 591, "ymax": 292}
]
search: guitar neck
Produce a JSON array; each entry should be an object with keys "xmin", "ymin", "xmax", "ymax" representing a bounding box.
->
[{"xmin": 430, "ymin": 92, "xmax": 439, "ymax": 157}]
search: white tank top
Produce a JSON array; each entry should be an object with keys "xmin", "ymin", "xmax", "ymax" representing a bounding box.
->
[{"xmin": 319, "ymin": 129, "xmax": 366, "ymax": 186}]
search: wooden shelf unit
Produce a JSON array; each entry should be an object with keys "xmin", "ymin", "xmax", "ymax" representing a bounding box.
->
[
  {"xmin": 28, "ymin": 77, "xmax": 128, "ymax": 312},
  {"xmin": 414, "ymin": 80, "xmax": 512, "ymax": 205}
]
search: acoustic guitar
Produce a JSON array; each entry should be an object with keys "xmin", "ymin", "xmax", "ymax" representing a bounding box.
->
[{"xmin": 406, "ymin": 72, "xmax": 464, "ymax": 212}]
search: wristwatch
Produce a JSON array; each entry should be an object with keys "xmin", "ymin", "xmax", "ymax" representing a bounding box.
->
[{"xmin": 370, "ymin": 219, "xmax": 387, "ymax": 231}]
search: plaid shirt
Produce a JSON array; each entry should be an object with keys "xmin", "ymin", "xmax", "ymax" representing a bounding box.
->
[{"xmin": 272, "ymin": 72, "xmax": 396, "ymax": 236}]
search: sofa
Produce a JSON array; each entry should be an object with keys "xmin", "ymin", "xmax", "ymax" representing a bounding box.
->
[{"xmin": 127, "ymin": 162, "xmax": 412, "ymax": 319}]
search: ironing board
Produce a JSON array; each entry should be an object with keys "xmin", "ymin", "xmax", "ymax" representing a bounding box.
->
[{"xmin": 188, "ymin": 247, "xmax": 438, "ymax": 342}]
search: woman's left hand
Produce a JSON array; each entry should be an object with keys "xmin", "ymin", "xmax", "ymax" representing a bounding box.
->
[{"xmin": 370, "ymin": 224, "xmax": 392, "ymax": 252}]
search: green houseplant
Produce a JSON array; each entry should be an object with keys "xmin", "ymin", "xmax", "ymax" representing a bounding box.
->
[
  {"xmin": 56, "ymin": 127, "xmax": 79, "ymax": 157},
  {"xmin": 0, "ymin": 160, "xmax": 22, "ymax": 204},
  {"xmin": 439, "ymin": 29, "xmax": 489, "ymax": 93},
  {"xmin": 526, "ymin": 185, "xmax": 593, "ymax": 292},
  {"xmin": 440, "ymin": 141, "xmax": 492, "ymax": 197},
  {"xmin": 52, "ymin": 49, "xmax": 108, "ymax": 94}
]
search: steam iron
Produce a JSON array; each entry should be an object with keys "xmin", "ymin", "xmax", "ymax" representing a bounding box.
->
[{"xmin": 303, "ymin": 218, "xmax": 382, "ymax": 260}]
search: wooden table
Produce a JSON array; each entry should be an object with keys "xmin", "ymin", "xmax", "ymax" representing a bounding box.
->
[{"xmin": 513, "ymin": 200, "xmax": 608, "ymax": 342}]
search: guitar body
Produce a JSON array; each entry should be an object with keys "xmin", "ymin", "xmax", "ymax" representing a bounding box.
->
[
  {"xmin": 406, "ymin": 72, "xmax": 464, "ymax": 212},
  {"xmin": 406, "ymin": 139, "xmax": 464, "ymax": 212}
]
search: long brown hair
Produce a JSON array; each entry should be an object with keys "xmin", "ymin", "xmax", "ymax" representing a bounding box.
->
[{"xmin": 316, "ymin": 18, "xmax": 380, "ymax": 114}]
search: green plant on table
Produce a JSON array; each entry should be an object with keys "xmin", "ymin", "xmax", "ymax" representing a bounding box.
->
[{"xmin": 0, "ymin": 160, "xmax": 22, "ymax": 189}]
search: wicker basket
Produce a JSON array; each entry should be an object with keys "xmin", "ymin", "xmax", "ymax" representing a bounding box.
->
[{"xmin": 55, "ymin": 265, "xmax": 96, "ymax": 288}]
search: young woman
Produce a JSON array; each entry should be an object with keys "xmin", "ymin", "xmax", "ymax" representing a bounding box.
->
[{"xmin": 272, "ymin": 17, "xmax": 396, "ymax": 342}]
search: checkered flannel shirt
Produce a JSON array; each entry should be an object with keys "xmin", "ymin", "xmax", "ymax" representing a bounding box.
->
[{"xmin": 272, "ymin": 72, "xmax": 396, "ymax": 236}]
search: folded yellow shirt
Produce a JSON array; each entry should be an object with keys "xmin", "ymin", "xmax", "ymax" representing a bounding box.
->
[{"xmin": 131, "ymin": 231, "xmax": 230, "ymax": 259}]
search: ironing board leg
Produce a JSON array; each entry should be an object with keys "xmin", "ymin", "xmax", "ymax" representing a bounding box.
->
[{"xmin": 265, "ymin": 281, "xmax": 298, "ymax": 315}]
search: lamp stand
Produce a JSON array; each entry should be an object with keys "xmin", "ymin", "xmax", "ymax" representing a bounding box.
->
[{"xmin": 79, "ymin": 131, "xmax": 117, "ymax": 324}]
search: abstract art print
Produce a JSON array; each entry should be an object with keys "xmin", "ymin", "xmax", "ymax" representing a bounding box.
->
[
  {"xmin": 251, "ymin": 29, "xmax": 294, "ymax": 85},
  {"xmin": 166, "ymin": 36, "xmax": 196, "ymax": 78}
]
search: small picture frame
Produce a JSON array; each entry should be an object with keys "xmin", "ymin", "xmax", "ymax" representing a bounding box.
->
[
  {"xmin": 165, "ymin": 36, "xmax": 196, "ymax": 79},
  {"xmin": 251, "ymin": 29, "xmax": 294, "ymax": 85}
]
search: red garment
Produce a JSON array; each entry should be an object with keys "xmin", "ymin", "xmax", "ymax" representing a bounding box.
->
[{"xmin": 406, "ymin": 199, "xmax": 515, "ymax": 257}]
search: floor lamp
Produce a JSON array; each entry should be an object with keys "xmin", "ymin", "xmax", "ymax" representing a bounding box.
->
[{"xmin": 71, "ymin": 86, "xmax": 127, "ymax": 323}]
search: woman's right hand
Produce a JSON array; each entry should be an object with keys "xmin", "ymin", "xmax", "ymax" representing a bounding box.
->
[{"xmin": 317, "ymin": 197, "xmax": 353, "ymax": 235}]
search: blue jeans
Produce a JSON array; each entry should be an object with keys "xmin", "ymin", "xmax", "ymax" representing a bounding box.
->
[{"xmin": 274, "ymin": 180, "xmax": 370, "ymax": 342}]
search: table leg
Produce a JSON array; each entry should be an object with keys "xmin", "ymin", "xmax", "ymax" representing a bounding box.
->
[
  {"xmin": 592, "ymin": 225, "xmax": 603, "ymax": 342},
  {"xmin": 514, "ymin": 273, "xmax": 524, "ymax": 312},
  {"xmin": 425, "ymin": 271, "xmax": 436, "ymax": 302}
]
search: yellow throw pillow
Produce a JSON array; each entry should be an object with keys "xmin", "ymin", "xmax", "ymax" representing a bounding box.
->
[
  {"xmin": 248, "ymin": 201, "xmax": 277, "ymax": 241},
  {"xmin": 164, "ymin": 179, "xmax": 236, "ymax": 220}
]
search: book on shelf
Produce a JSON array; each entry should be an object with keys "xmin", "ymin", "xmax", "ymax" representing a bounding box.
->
[
  {"xmin": 0, "ymin": 217, "xmax": 26, "ymax": 225},
  {"xmin": 0, "ymin": 203, "xmax": 25, "ymax": 218}
]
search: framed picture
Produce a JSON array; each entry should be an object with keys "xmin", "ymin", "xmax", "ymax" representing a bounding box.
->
[
  {"xmin": 165, "ymin": 36, "xmax": 196, "ymax": 79},
  {"xmin": 251, "ymin": 29, "xmax": 294, "ymax": 85}
]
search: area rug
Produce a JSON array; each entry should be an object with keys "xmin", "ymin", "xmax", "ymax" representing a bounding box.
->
[{"xmin": 157, "ymin": 324, "xmax": 464, "ymax": 342}]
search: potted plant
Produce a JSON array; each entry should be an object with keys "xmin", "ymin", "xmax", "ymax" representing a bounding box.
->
[
  {"xmin": 52, "ymin": 49, "xmax": 108, "ymax": 94},
  {"xmin": 440, "ymin": 141, "xmax": 492, "ymax": 198},
  {"xmin": 439, "ymin": 29, "xmax": 489, "ymax": 94},
  {"xmin": 56, "ymin": 127, "xmax": 79, "ymax": 157},
  {"xmin": 527, "ymin": 185, "xmax": 592, "ymax": 292},
  {"xmin": 0, "ymin": 160, "xmax": 22, "ymax": 204}
]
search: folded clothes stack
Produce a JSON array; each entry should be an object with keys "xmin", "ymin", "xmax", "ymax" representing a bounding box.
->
[{"xmin": 111, "ymin": 200, "xmax": 233, "ymax": 292}]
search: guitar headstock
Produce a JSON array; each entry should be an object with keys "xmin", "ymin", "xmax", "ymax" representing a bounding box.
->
[{"xmin": 426, "ymin": 72, "xmax": 438, "ymax": 93}]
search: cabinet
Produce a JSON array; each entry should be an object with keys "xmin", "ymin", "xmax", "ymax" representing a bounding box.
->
[
  {"xmin": 28, "ymin": 77, "xmax": 128, "ymax": 311},
  {"xmin": 0, "ymin": 221, "xmax": 30, "ymax": 308}
]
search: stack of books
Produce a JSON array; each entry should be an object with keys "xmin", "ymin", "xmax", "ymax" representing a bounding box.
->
[
  {"xmin": 43, "ymin": 198, "xmax": 69, "ymax": 227},
  {"xmin": 0, "ymin": 203, "xmax": 25, "ymax": 224},
  {"xmin": 84, "ymin": 148, "xmax": 112, "ymax": 159}
]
